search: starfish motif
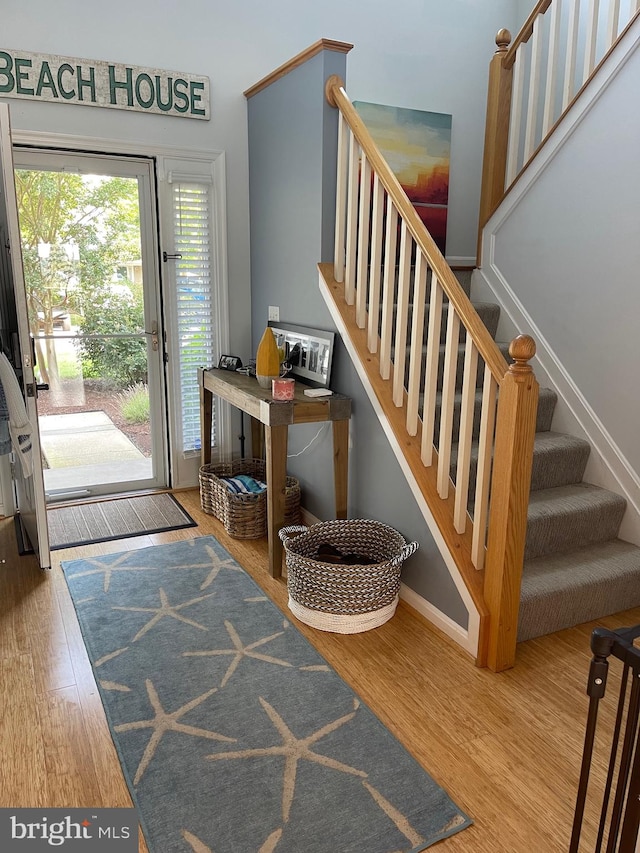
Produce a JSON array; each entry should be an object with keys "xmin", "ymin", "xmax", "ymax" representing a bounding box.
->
[
  {"xmin": 206, "ymin": 697, "xmax": 366, "ymax": 822},
  {"xmin": 67, "ymin": 543, "xmax": 236, "ymax": 594},
  {"xmin": 198, "ymin": 544, "xmax": 244, "ymax": 590},
  {"xmin": 183, "ymin": 621, "xmax": 293, "ymax": 688},
  {"xmin": 114, "ymin": 678, "xmax": 235, "ymax": 785},
  {"xmin": 66, "ymin": 552, "xmax": 153, "ymax": 593},
  {"xmin": 112, "ymin": 588, "xmax": 215, "ymax": 642}
]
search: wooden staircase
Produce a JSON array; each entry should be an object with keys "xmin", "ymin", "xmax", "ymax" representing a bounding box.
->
[{"xmin": 320, "ymin": 0, "xmax": 640, "ymax": 669}]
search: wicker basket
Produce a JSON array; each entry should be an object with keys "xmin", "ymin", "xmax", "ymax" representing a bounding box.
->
[
  {"xmin": 280, "ymin": 519, "xmax": 418, "ymax": 633},
  {"xmin": 199, "ymin": 458, "xmax": 300, "ymax": 539}
]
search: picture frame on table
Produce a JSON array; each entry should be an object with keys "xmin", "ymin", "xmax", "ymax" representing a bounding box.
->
[{"xmin": 268, "ymin": 322, "xmax": 334, "ymax": 388}]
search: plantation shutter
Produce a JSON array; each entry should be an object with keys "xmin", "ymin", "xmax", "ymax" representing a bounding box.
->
[{"xmin": 170, "ymin": 176, "xmax": 216, "ymax": 453}]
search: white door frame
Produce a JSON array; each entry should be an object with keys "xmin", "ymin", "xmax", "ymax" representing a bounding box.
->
[{"xmin": 9, "ymin": 129, "xmax": 232, "ymax": 490}]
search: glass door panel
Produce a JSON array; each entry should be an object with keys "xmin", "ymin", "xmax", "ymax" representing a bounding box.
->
[{"xmin": 14, "ymin": 152, "xmax": 166, "ymax": 501}]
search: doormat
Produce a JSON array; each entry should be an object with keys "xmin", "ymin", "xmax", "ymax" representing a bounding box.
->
[
  {"xmin": 48, "ymin": 493, "xmax": 196, "ymax": 550},
  {"xmin": 61, "ymin": 535, "xmax": 472, "ymax": 852}
]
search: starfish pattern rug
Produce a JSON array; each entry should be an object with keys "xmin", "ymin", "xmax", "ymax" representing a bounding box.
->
[{"xmin": 62, "ymin": 535, "xmax": 472, "ymax": 852}]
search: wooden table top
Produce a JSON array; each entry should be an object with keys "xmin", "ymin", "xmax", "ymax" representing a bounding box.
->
[{"xmin": 200, "ymin": 368, "xmax": 352, "ymax": 426}]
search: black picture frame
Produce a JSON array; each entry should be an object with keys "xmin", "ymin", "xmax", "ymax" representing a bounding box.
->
[
  {"xmin": 268, "ymin": 322, "xmax": 335, "ymax": 388},
  {"xmin": 218, "ymin": 354, "xmax": 243, "ymax": 371}
]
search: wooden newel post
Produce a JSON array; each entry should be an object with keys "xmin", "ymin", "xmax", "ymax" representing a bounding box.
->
[
  {"xmin": 484, "ymin": 334, "xmax": 539, "ymax": 672},
  {"xmin": 477, "ymin": 28, "xmax": 513, "ymax": 266}
]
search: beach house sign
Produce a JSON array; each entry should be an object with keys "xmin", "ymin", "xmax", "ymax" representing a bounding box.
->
[{"xmin": 0, "ymin": 49, "xmax": 210, "ymax": 120}]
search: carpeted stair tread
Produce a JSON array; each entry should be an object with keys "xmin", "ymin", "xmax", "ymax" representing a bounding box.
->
[
  {"xmin": 528, "ymin": 431, "xmax": 591, "ymax": 491},
  {"xmin": 518, "ymin": 539, "xmax": 640, "ymax": 642},
  {"xmin": 381, "ymin": 301, "xmax": 500, "ymax": 345},
  {"xmin": 450, "ymin": 430, "xmax": 592, "ymax": 500},
  {"xmin": 525, "ymin": 483, "xmax": 627, "ymax": 561},
  {"xmin": 427, "ymin": 385, "xmax": 557, "ymax": 443}
]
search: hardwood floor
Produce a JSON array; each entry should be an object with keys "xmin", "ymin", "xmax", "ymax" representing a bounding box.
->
[{"xmin": 1, "ymin": 487, "xmax": 638, "ymax": 852}]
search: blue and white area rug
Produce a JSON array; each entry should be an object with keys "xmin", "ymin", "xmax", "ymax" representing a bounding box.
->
[{"xmin": 62, "ymin": 536, "xmax": 472, "ymax": 853}]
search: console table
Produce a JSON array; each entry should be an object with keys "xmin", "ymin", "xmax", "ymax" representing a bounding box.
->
[{"xmin": 198, "ymin": 368, "xmax": 352, "ymax": 578}]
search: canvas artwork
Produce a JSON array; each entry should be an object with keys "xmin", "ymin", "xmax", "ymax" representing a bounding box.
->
[{"xmin": 353, "ymin": 101, "xmax": 452, "ymax": 255}]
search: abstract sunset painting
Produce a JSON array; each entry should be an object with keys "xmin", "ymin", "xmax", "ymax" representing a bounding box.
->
[{"xmin": 354, "ymin": 101, "xmax": 452, "ymax": 255}]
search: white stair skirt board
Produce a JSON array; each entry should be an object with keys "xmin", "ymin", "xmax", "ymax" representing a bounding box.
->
[
  {"xmin": 477, "ymin": 16, "xmax": 640, "ymax": 547},
  {"xmin": 319, "ymin": 272, "xmax": 480, "ymax": 660}
]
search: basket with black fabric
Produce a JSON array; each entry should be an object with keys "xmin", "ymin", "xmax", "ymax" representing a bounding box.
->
[
  {"xmin": 280, "ymin": 519, "xmax": 418, "ymax": 633},
  {"xmin": 199, "ymin": 458, "xmax": 300, "ymax": 539}
]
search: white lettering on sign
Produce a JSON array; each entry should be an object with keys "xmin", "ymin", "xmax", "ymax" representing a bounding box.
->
[{"xmin": 0, "ymin": 49, "xmax": 210, "ymax": 120}]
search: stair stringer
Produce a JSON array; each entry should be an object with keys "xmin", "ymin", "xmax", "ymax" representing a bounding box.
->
[
  {"xmin": 319, "ymin": 265, "xmax": 487, "ymax": 661},
  {"xmin": 476, "ymin": 14, "xmax": 640, "ymax": 546}
]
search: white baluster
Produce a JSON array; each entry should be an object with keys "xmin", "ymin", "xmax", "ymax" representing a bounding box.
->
[
  {"xmin": 333, "ymin": 112, "xmax": 348, "ymax": 284},
  {"xmin": 367, "ymin": 175, "xmax": 384, "ymax": 353},
  {"xmin": 506, "ymin": 48, "xmax": 525, "ymax": 187},
  {"xmin": 436, "ymin": 303, "xmax": 460, "ymax": 499},
  {"xmin": 583, "ymin": 0, "xmax": 601, "ymax": 81},
  {"xmin": 524, "ymin": 13, "xmax": 544, "ymax": 162},
  {"xmin": 562, "ymin": 0, "xmax": 581, "ymax": 109},
  {"xmin": 355, "ymin": 154, "xmax": 371, "ymax": 329},
  {"xmin": 379, "ymin": 201, "xmax": 398, "ymax": 380},
  {"xmin": 392, "ymin": 221, "xmax": 412, "ymax": 407},
  {"xmin": 471, "ymin": 366, "xmax": 498, "ymax": 570},
  {"xmin": 420, "ymin": 275, "xmax": 443, "ymax": 467},
  {"xmin": 344, "ymin": 133, "xmax": 359, "ymax": 305},
  {"xmin": 406, "ymin": 251, "xmax": 427, "ymax": 436},
  {"xmin": 542, "ymin": 0, "xmax": 563, "ymax": 137},
  {"xmin": 605, "ymin": 0, "xmax": 621, "ymax": 50},
  {"xmin": 454, "ymin": 337, "xmax": 479, "ymax": 534}
]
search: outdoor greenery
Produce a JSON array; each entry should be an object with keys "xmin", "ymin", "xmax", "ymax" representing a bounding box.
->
[
  {"xmin": 15, "ymin": 169, "xmax": 145, "ymax": 389},
  {"xmin": 117, "ymin": 382, "xmax": 150, "ymax": 424}
]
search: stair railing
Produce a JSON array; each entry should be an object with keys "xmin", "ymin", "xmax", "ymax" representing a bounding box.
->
[
  {"xmin": 479, "ymin": 0, "xmax": 640, "ymax": 249},
  {"xmin": 324, "ymin": 76, "xmax": 539, "ymax": 670}
]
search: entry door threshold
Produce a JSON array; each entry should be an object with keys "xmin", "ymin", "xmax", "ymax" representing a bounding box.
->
[{"xmin": 46, "ymin": 489, "xmax": 92, "ymax": 502}]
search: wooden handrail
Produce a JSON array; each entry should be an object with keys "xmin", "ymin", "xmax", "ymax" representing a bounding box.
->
[
  {"xmin": 325, "ymin": 75, "xmax": 509, "ymax": 385},
  {"xmin": 505, "ymin": 0, "xmax": 553, "ymax": 68}
]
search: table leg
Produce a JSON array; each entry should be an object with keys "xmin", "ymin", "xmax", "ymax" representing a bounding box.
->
[
  {"xmin": 265, "ymin": 423, "xmax": 288, "ymax": 578},
  {"xmin": 199, "ymin": 370, "xmax": 213, "ymax": 466},
  {"xmin": 332, "ymin": 419, "xmax": 349, "ymax": 519},
  {"xmin": 251, "ymin": 416, "xmax": 265, "ymax": 460}
]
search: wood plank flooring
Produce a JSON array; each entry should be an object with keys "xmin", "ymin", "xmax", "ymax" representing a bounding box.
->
[{"xmin": 1, "ymin": 487, "xmax": 639, "ymax": 852}]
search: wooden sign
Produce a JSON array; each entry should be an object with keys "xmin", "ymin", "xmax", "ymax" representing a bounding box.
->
[{"xmin": 0, "ymin": 49, "xmax": 210, "ymax": 120}]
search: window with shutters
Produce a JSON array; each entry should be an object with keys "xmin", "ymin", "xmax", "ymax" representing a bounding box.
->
[
  {"xmin": 160, "ymin": 150, "xmax": 229, "ymax": 488},
  {"xmin": 170, "ymin": 177, "xmax": 216, "ymax": 454}
]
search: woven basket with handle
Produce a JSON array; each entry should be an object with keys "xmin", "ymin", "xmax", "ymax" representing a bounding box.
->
[
  {"xmin": 199, "ymin": 458, "xmax": 300, "ymax": 539},
  {"xmin": 280, "ymin": 519, "xmax": 418, "ymax": 633}
]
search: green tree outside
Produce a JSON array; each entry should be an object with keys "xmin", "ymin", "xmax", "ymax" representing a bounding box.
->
[{"xmin": 15, "ymin": 169, "xmax": 145, "ymax": 388}]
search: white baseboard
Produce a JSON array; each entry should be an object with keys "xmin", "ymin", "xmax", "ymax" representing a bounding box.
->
[
  {"xmin": 446, "ymin": 255, "xmax": 476, "ymax": 268},
  {"xmin": 399, "ymin": 583, "xmax": 477, "ymax": 657},
  {"xmin": 299, "ymin": 506, "xmax": 322, "ymax": 527}
]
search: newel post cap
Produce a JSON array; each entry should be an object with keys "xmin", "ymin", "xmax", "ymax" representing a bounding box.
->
[
  {"xmin": 495, "ymin": 28, "xmax": 512, "ymax": 53},
  {"xmin": 508, "ymin": 334, "xmax": 536, "ymax": 374}
]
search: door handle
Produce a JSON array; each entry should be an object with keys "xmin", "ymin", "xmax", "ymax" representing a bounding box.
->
[
  {"xmin": 145, "ymin": 321, "xmax": 159, "ymax": 351},
  {"xmin": 26, "ymin": 382, "xmax": 49, "ymax": 397}
]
